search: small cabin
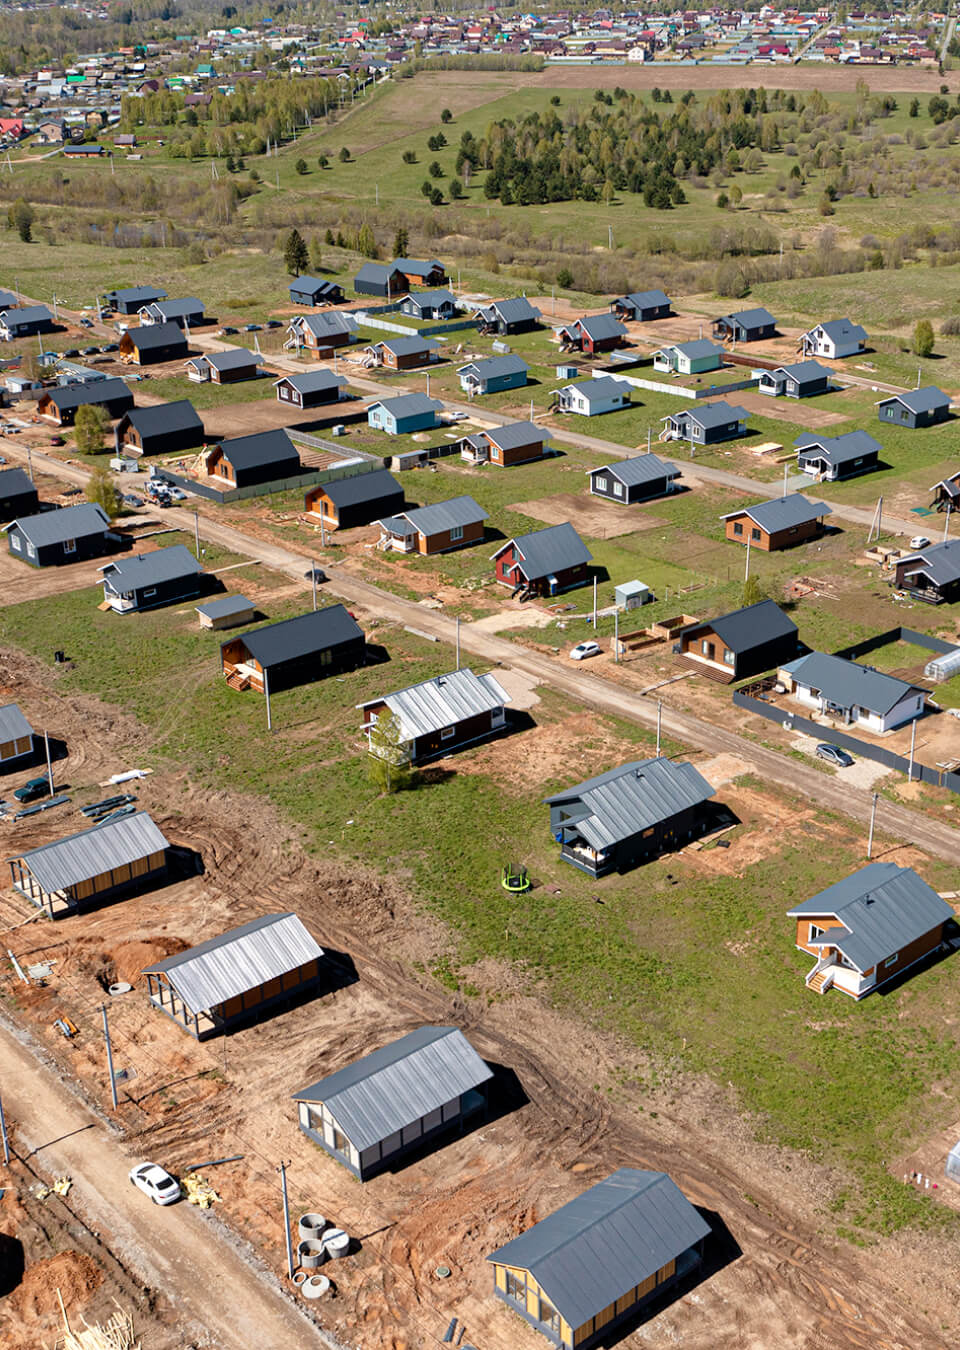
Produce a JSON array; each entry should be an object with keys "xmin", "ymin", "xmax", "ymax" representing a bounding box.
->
[{"xmin": 220, "ymin": 605, "xmax": 365, "ymax": 693}]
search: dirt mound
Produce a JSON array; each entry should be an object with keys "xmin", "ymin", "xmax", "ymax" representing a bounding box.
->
[
  {"xmin": 111, "ymin": 936, "xmax": 190, "ymax": 986},
  {"xmin": 11, "ymin": 1249, "xmax": 102, "ymax": 1322}
]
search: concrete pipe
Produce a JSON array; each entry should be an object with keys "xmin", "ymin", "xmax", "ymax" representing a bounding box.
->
[
  {"xmin": 323, "ymin": 1228, "xmax": 350, "ymax": 1260},
  {"xmin": 301, "ymin": 1274, "xmax": 331, "ymax": 1300},
  {"xmin": 298, "ymin": 1213, "xmax": 326, "ymax": 1241},
  {"xmin": 298, "ymin": 1239, "xmax": 328, "ymax": 1270},
  {"xmin": 292, "ymin": 1271, "xmax": 307, "ymax": 1287}
]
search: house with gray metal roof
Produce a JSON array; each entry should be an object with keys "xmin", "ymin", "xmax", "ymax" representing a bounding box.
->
[
  {"xmin": 487, "ymin": 1168, "xmax": 710, "ymax": 1348},
  {"xmin": 460, "ymin": 420, "xmax": 548, "ymax": 467},
  {"xmin": 8, "ymin": 811, "xmax": 170, "ymax": 917},
  {"xmin": 291, "ymin": 1025, "xmax": 493, "ymax": 1180},
  {"xmin": 876, "ymin": 386, "xmax": 951, "ymax": 429},
  {"xmin": 304, "ymin": 467, "xmax": 404, "ymax": 530},
  {"xmin": 118, "ymin": 321, "xmax": 189, "ymax": 365},
  {"xmin": 653, "ymin": 338, "xmax": 724, "ymax": 375},
  {"xmin": 99, "ymin": 544, "xmax": 203, "ymax": 614},
  {"xmin": 364, "ymin": 335, "xmax": 440, "ymax": 371},
  {"xmin": 185, "ymin": 347, "xmax": 259, "ymax": 384},
  {"xmin": 558, "ymin": 313, "xmax": 628, "ymax": 355},
  {"xmin": 930, "ymin": 468, "xmax": 960, "ymax": 513},
  {"xmin": 115, "ymin": 399, "xmax": 205, "ymax": 457},
  {"xmin": 457, "ymin": 353, "xmax": 529, "ymax": 396},
  {"xmin": 894, "ymin": 538, "xmax": 960, "ymax": 604},
  {"xmin": 611, "ymin": 289, "xmax": 671, "ymax": 321},
  {"xmin": 358, "ymin": 667, "xmax": 510, "ymax": 763},
  {"xmin": 143, "ymin": 912, "xmax": 325, "ymax": 1038},
  {"xmin": 220, "ymin": 604, "xmax": 366, "ymax": 694},
  {"xmin": 286, "ymin": 310, "xmax": 357, "ymax": 354},
  {"xmin": 662, "ymin": 401, "xmax": 749, "ymax": 445},
  {"xmin": 712, "ymin": 307, "xmax": 776, "ymax": 342},
  {"xmin": 721, "ymin": 495, "xmax": 832, "ymax": 551},
  {"xmin": 554, "ymin": 377, "xmax": 631, "ymax": 417},
  {"xmin": 545, "ymin": 757, "xmax": 715, "ymax": 876},
  {"xmin": 473, "ymin": 296, "xmax": 542, "ymax": 334},
  {"xmin": 399, "ymin": 288, "xmax": 458, "ymax": 321},
  {"xmin": 379, "ymin": 496, "xmax": 488, "ymax": 555},
  {"xmin": 788, "ymin": 862, "xmax": 953, "ymax": 999},
  {"xmin": 36, "ymin": 377, "xmax": 134, "ymax": 426},
  {"xmin": 757, "ymin": 360, "xmax": 832, "ymax": 399},
  {"xmin": 289, "ymin": 275, "xmax": 344, "ymax": 306},
  {"xmin": 367, "ymin": 392, "xmax": 442, "ymax": 436},
  {"xmin": 492, "ymin": 522, "xmax": 592, "ymax": 597},
  {"xmin": 196, "ymin": 594, "xmax": 256, "ymax": 631},
  {"xmin": 6, "ymin": 502, "xmax": 114, "ymax": 568},
  {"xmin": 795, "ymin": 430, "xmax": 881, "ymax": 480},
  {"xmin": 205, "ymin": 428, "xmax": 301, "ymax": 489},
  {"xmin": 679, "ymin": 600, "xmax": 799, "ymax": 682},
  {"xmin": 393, "ymin": 257, "xmax": 448, "ymax": 286},
  {"xmin": 104, "ymin": 285, "xmax": 167, "ymax": 315},
  {"xmin": 274, "ymin": 369, "xmax": 348, "ymax": 409},
  {"xmin": 353, "ymin": 261, "xmax": 407, "ymax": 298},
  {"xmin": 0, "ymin": 702, "xmax": 34, "ymax": 767},
  {"xmin": 138, "ymin": 296, "xmax": 205, "ymax": 328},
  {"xmin": 799, "ymin": 318, "xmax": 867, "ymax": 359},
  {"xmin": 0, "ymin": 466, "xmax": 39, "ymax": 520},
  {"xmin": 779, "ymin": 651, "xmax": 925, "ymax": 733},
  {"xmin": 588, "ymin": 454, "xmax": 679, "ymax": 504},
  {"xmin": 0, "ymin": 305, "xmax": 54, "ymax": 340}
]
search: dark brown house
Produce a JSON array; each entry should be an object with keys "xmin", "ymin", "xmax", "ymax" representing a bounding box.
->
[
  {"xmin": 220, "ymin": 604, "xmax": 365, "ymax": 693},
  {"xmin": 720, "ymin": 495, "xmax": 833, "ymax": 552},
  {"xmin": 679, "ymin": 600, "xmax": 799, "ymax": 682},
  {"xmin": 358, "ymin": 667, "xmax": 510, "ymax": 764}
]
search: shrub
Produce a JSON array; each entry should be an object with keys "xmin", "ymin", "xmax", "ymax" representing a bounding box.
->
[
  {"xmin": 338, "ymin": 146, "xmax": 350, "ymax": 162},
  {"xmin": 939, "ymin": 315, "xmax": 960, "ymax": 335},
  {"xmin": 913, "ymin": 319, "xmax": 935, "ymax": 357},
  {"xmin": 295, "ymin": 158, "xmax": 307, "ymax": 176}
]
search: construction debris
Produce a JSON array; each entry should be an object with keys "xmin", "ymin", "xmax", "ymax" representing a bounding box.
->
[
  {"xmin": 55, "ymin": 1295, "xmax": 141, "ymax": 1350},
  {"xmin": 181, "ymin": 1172, "xmax": 220, "ymax": 1208},
  {"xmin": 34, "ymin": 1175, "xmax": 73, "ymax": 1200}
]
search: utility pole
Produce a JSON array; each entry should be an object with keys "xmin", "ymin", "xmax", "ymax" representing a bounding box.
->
[
  {"xmin": 783, "ymin": 461, "xmax": 788, "ymax": 496},
  {"xmin": 908, "ymin": 718, "xmax": 917, "ymax": 783},
  {"xmin": 944, "ymin": 502, "xmax": 952, "ymax": 542},
  {"xmin": 744, "ymin": 533, "xmax": 751, "ymax": 582},
  {"xmin": 278, "ymin": 1161, "xmax": 294, "ymax": 1279},
  {"xmin": 44, "ymin": 729, "xmax": 53, "ymax": 793},
  {"xmin": 608, "ymin": 224, "xmax": 613, "ymax": 250},
  {"xmin": 456, "ymin": 616, "xmax": 461, "ymax": 670},
  {"xmin": 614, "ymin": 605, "xmax": 619, "ymax": 663},
  {"xmin": 26, "ymin": 446, "xmax": 34, "ymax": 483},
  {"xmin": 375, "ymin": 183, "xmax": 379, "ymax": 206},
  {"xmin": 867, "ymin": 792, "xmax": 879, "ymax": 859},
  {"xmin": 646, "ymin": 427, "xmax": 651, "ymax": 454},
  {"xmin": 0, "ymin": 1090, "xmax": 9, "ymax": 1165},
  {"xmin": 194, "ymin": 510, "xmax": 200, "ymax": 560},
  {"xmin": 51, "ymin": 293, "xmax": 59, "ymax": 321},
  {"xmin": 426, "ymin": 371, "xmax": 430, "ymax": 398},
  {"xmin": 319, "ymin": 512, "xmax": 326, "ymax": 548},
  {"xmin": 656, "ymin": 700, "xmax": 662, "ymax": 757},
  {"xmin": 101, "ymin": 1004, "xmax": 118, "ymax": 1110},
  {"xmin": 265, "ymin": 665, "xmax": 273, "ymax": 733},
  {"xmin": 592, "ymin": 575, "xmax": 597, "ymax": 628},
  {"xmin": 312, "ymin": 564, "xmax": 317, "ymax": 611}
]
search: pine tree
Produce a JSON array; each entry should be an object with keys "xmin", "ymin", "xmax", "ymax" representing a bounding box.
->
[{"xmin": 283, "ymin": 228, "xmax": 309, "ymax": 275}]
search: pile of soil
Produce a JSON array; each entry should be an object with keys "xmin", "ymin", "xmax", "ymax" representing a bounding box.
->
[{"xmin": 10, "ymin": 1249, "xmax": 102, "ymax": 1322}]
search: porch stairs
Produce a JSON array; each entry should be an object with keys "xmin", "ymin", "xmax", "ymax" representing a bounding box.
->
[
  {"xmin": 676, "ymin": 654, "xmax": 734, "ymax": 684},
  {"xmin": 225, "ymin": 669, "xmax": 251, "ymax": 692},
  {"xmin": 807, "ymin": 967, "xmax": 835, "ymax": 995}
]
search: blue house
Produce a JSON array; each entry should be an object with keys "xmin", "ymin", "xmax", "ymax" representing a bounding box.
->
[
  {"xmin": 400, "ymin": 289, "xmax": 458, "ymax": 320},
  {"xmin": 457, "ymin": 354, "xmax": 529, "ymax": 396},
  {"xmin": 367, "ymin": 393, "xmax": 443, "ymax": 435}
]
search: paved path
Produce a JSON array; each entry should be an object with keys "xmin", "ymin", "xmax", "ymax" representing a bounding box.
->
[{"xmin": 0, "ymin": 1020, "xmax": 334, "ymax": 1350}]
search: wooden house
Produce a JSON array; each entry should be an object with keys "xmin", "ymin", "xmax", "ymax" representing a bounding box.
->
[
  {"xmin": 0, "ymin": 702, "xmax": 34, "ymax": 768},
  {"xmin": 894, "ymin": 539, "xmax": 960, "ymax": 604},
  {"xmin": 457, "ymin": 354, "xmax": 528, "ymax": 396},
  {"xmin": 876, "ymin": 387, "xmax": 951, "ymax": 429},
  {"xmin": 103, "ymin": 285, "xmax": 167, "ymax": 315},
  {"xmin": 359, "ymin": 667, "xmax": 510, "ymax": 764},
  {"xmin": 367, "ymin": 392, "xmax": 442, "ymax": 435},
  {"xmin": 393, "ymin": 257, "xmax": 448, "ymax": 288},
  {"xmin": 0, "ymin": 305, "xmax": 54, "ymax": 340},
  {"xmin": 799, "ymin": 318, "xmax": 866, "ymax": 359},
  {"xmin": 720, "ymin": 495, "xmax": 832, "ymax": 551},
  {"xmin": 304, "ymin": 468, "xmax": 404, "ymax": 530},
  {"xmin": 378, "ymin": 497, "xmax": 487, "ymax": 555},
  {"xmin": 554, "ymin": 378, "xmax": 630, "ymax": 417},
  {"xmin": 779, "ymin": 652, "xmax": 925, "ymax": 732},
  {"xmin": 546, "ymin": 757, "xmax": 715, "ymax": 876},
  {"xmin": 185, "ymin": 348, "xmax": 258, "ymax": 384},
  {"xmin": 144, "ymin": 912, "xmax": 325, "ymax": 1039},
  {"xmin": 274, "ymin": 371, "xmax": 347, "ymax": 409},
  {"xmin": 138, "ymin": 297, "xmax": 205, "ymax": 328},
  {"xmin": 653, "ymin": 339, "xmax": 723, "ymax": 375},
  {"xmin": 8, "ymin": 811, "xmax": 169, "ymax": 918},
  {"xmin": 473, "ymin": 298, "xmax": 542, "ymax": 334},
  {"xmin": 588, "ymin": 454, "xmax": 679, "ymax": 503},
  {"xmin": 662, "ymin": 402, "xmax": 748, "ymax": 445},
  {"xmin": 931, "ymin": 469, "xmax": 960, "ymax": 513},
  {"xmin": 610, "ymin": 289, "xmax": 671, "ymax": 322},
  {"xmin": 6, "ymin": 503, "xmax": 114, "ymax": 568},
  {"xmin": 711, "ymin": 308, "xmax": 776, "ymax": 342},
  {"xmin": 353, "ymin": 262, "xmax": 406, "ymax": 297},
  {"xmin": 220, "ymin": 604, "xmax": 365, "ymax": 693},
  {"xmin": 679, "ymin": 600, "xmax": 798, "ymax": 682},
  {"xmin": 364, "ymin": 336, "xmax": 440, "ymax": 371},
  {"xmin": 795, "ymin": 430, "xmax": 880, "ymax": 481},
  {"xmin": 205, "ymin": 429, "xmax": 301, "ymax": 489},
  {"xmin": 488, "ymin": 1168, "xmax": 710, "ymax": 1348},
  {"xmin": 37, "ymin": 378, "xmax": 134, "ymax": 426},
  {"xmin": 0, "ymin": 467, "xmax": 39, "ymax": 520},
  {"xmin": 558, "ymin": 314, "xmax": 627, "ymax": 355},
  {"xmin": 115, "ymin": 400, "xmax": 205, "ymax": 457},
  {"xmin": 400, "ymin": 289, "xmax": 457, "ymax": 320},
  {"xmin": 789, "ymin": 863, "xmax": 952, "ymax": 998},
  {"xmin": 196, "ymin": 594, "xmax": 256, "ymax": 630},
  {"xmin": 99, "ymin": 544, "xmax": 203, "ymax": 613},
  {"xmin": 459, "ymin": 421, "xmax": 547, "ymax": 467},
  {"xmin": 289, "ymin": 276, "xmax": 344, "ymax": 306},
  {"xmin": 757, "ymin": 360, "xmax": 831, "ymax": 398},
  {"xmin": 118, "ymin": 322, "xmax": 189, "ymax": 365},
  {"xmin": 492, "ymin": 522, "xmax": 592, "ymax": 596},
  {"xmin": 286, "ymin": 311, "xmax": 357, "ymax": 357},
  {"xmin": 291, "ymin": 1026, "xmax": 492, "ymax": 1181}
]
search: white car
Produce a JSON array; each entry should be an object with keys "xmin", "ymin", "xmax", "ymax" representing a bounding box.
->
[
  {"xmin": 909, "ymin": 536, "xmax": 931, "ymax": 551},
  {"xmin": 128, "ymin": 1162, "xmax": 181, "ymax": 1205},
  {"xmin": 570, "ymin": 640, "xmax": 601, "ymax": 661}
]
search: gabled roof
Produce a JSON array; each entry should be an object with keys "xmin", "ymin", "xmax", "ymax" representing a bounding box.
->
[
  {"xmin": 367, "ymin": 392, "xmax": 442, "ymax": 419},
  {"xmin": 492, "ymin": 521, "xmax": 592, "ymax": 580},
  {"xmin": 402, "ymin": 288, "xmax": 456, "ymax": 310},
  {"xmin": 123, "ymin": 321, "xmax": 187, "ymax": 350},
  {"xmin": 0, "ymin": 466, "xmax": 36, "ymax": 500},
  {"xmin": 7, "ymin": 502, "xmax": 110, "ymax": 547},
  {"xmin": 896, "ymin": 538, "xmax": 960, "ymax": 588},
  {"xmin": 476, "ymin": 296, "xmax": 541, "ymax": 324},
  {"xmin": 877, "ymin": 385, "xmax": 950, "ymax": 415},
  {"xmin": 196, "ymin": 594, "xmax": 254, "ymax": 621},
  {"xmin": 40, "ymin": 377, "xmax": 132, "ymax": 411},
  {"xmin": 143, "ymin": 912, "xmax": 324, "ymax": 1014},
  {"xmin": 145, "ymin": 297, "xmax": 204, "ymax": 318},
  {"xmin": 359, "ymin": 666, "xmax": 509, "ymax": 739},
  {"xmin": 392, "ymin": 256, "xmax": 445, "ymax": 276},
  {"xmin": 616, "ymin": 288, "xmax": 670, "ymax": 309},
  {"xmin": 200, "ymin": 347, "xmax": 258, "ymax": 372},
  {"xmin": 235, "ymin": 604, "xmax": 363, "ymax": 667},
  {"xmin": 275, "ymin": 370, "xmax": 347, "ymax": 394},
  {"xmin": 782, "ymin": 651, "xmax": 921, "ymax": 716},
  {"xmin": 290, "ymin": 274, "xmax": 340, "ymax": 295},
  {"xmin": 564, "ymin": 313, "xmax": 626, "ymax": 341},
  {"xmin": 120, "ymin": 399, "xmax": 203, "ymax": 438},
  {"xmin": 320, "ymin": 468, "xmax": 402, "ymax": 508},
  {"xmin": 13, "ymin": 811, "xmax": 169, "ymax": 894},
  {"xmin": 481, "ymin": 420, "xmax": 545, "ymax": 451},
  {"xmin": 717, "ymin": 306, "xmax": 775, "ymax": 328},
  {"xmin": 666, "ymin": 401, "xmax": 748, "ymax": 430},
  {"xmin": 562, "ymin": 376, "xmax": 629, "ymax": 403},
  {"xmin": 292, "ymin": 311, "xmax": 357, "ymax": 338},
  {"xmin": 720, "ymin": 494, "xmax": 832, "ymax": 532},
  {"xmin": 0, "ymin": 305, "xmax": 52, "ymax": 326},
  {"xmin": 806, "ymin": 317, "xmax": 867, "ymax": 344},
  {"xmin": 291, "ymin": 1025, "xmax": 492, "ymax": 1152},
  {"xmin": 215, "ymin": 428, "xmax": 298, "ymax": 470},
  {"xmin": 486, "ymin": 1168, "xmax": 710, "ymax": 1330},
  {"xmin": 106, "ymin": 285, "xmax": 167, "ymax": 305},
  {"xmin": 0, "ymin": 702, "xmax": 33, "ymax": 743},
  {"xmin": 371, "ymin": 335, "xmax": 440, "ymax": 357},
  {"xmin": 383, "ymin": 494, "xmax": 487, "ymax": 537},
  {"xmin": 355, "ymin": 261, "xmax": 404, "ymax": 283},
  {"xmin": 544, "ymin": 757, "xmax": 714, "ymax": 850},
  {"xmin": 690, "ymin": 598, "xmax": 797, "ymax": 653},
  {"xmin": 658, "ymin": 338, "xmax": 722, "ymax": 360},
  {"xmin": 457, "ymin": 354, "xmax": 528, "ymax": 380},
  {"xmin": 794, "ymin": 429, "xmax": 881, "ymax": 465},
  {"xmin": 768, "ymin": 359, "xmax": 831, "ymax": 382},
  {"xmin": 101, "ymin": 543, "xmax": 201, "ymax": 591},
  {"xmin": 591, "ymin": 453, "xmax": 679, "ymax": 488},
  {"xmin": 787, "ymin": 862, "xmax": 952, "ymax": 972}
]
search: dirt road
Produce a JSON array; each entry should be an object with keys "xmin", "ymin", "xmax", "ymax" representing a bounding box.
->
[{"xmin": 0, "ymin": 1019, "xmax": 336, "ymax": 1350}]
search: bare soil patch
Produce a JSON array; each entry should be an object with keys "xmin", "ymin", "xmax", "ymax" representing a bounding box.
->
[
  {"xmin": 727, "ymin": 390, "xmax": 852, "ymax": 426},
  {"xmin": 508, "ymin": 491, "xmax": 666, "ymax": 538},
  {"xmin": 522, "ymin": 63, "xmax": 958, "ymax": 95}
]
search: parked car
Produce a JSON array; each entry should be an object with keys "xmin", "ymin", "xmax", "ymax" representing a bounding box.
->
[
  {"xmin": 13, "ymin": 776, "xmax": 51, "ymax": 803},
  {"xmin": 100, "ymin": 343, "xmax": 119, "ymax": 353},
  {"xmin": 909, "ymin": 536, "xmax": 931, "ymax": 551},
  {"xmin": 63, "ymin": 348, "xmax": 80, "ymax": 358},
  {"xmin": 166, "ymin": 486, "xmax": 187, "ymax": 501},
  {"xmin": 570, "ymin": 640, "xmax": 601, "ymax": 661},
  {"xmin": 80, "ymin": 346, "xmax": 98, "ymax": 356},
  {"xmin": 220, "ymin": 326, "xmax": 238, "ymax": 336},
  {"xmin": 128, "ymin": 1162, "xmax": 180, "ymax": 1206},
  {"xmin": 122, "ymin": 494, "xmax": 143, "ymax": 507},
  {"xmin": 265, "ymin": 319, "xmax": 282, "ymax": 329},
  {"xmin": 242, "ymin": 323, "xmax": 261, "ymax": 332},
  {"xmin": 303, "ymin": 566, "xmax": 327, "ymax": 583},
  {"xmin": 815, "ymin": 743, "xmax": 854, "ymax": 768},
  {"xmin": 78, "ymin": 317, "xmax": 94, "ymax": 328}
]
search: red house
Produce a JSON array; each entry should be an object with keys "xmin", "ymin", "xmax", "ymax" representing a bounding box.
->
[
  {"xmin": 559, "ymin": 314, "xmax": 628, "ymax": 356},
  {"xmin": 491, "ymin": 521, "xmax": 592, "ymax": 597}
]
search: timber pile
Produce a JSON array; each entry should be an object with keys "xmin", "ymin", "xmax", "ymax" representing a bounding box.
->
[{"xmin": 54, "ymin": 1295, "xmax": 140, "ymax": 1350}]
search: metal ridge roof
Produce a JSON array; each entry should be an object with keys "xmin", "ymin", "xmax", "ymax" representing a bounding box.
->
[
  {"xmin": 718, "ymin": 306, "xmax": 775, "ymax": 327},
  {"xmin": 291, "ymin": 1025, "xmax": 493, "ymax": 1152},
  {"xmin": 203, "ymin": 347, "xmax": 258, "ymax": 370},
  {"xmin": 101, "ymin": 543, "xmax": 201, "ymax": 591},
  {"xmin": 8, "ymin": 502, "xmax": 110, "ymax": 548},
  {"xmin": 486, "ymin": 1168, "xmax": 710, "ymax": 1329},
  {"xmin": 359, "ymin": 667, "xmax": 509, "ymax": 740},
  {"xmin": 878, "ymin": 386, "xmax": 950, "ymax": 414},
  {"xmin": 617, "ymin": 288, "xmax": 670, "ymax": 308},
  {"xmin": 592, "ymin": 453, "xmax": 678, "ymax": 488},
  {"xmin": 794, "ymin": 429, "xmax": 881, "ymax": 463},
  {"xmin": 368, "ymin": 392, "xmax": 441, "ymax": 417},
  {"xmin": 457, "ymin": 354, "xmax": 528, "ymax": 378},
  {"xmin": 721, "ymin": 494, "xmax": 832, "ymax": 532},
  {"xmin": 122, "ymin": 399, "xmax": 203, "ymax": 437},
  {"xmin": 897, "ymin": 538, "xmax": 960, "ymax": 587},
  {"xmin": 668, "ymin": 401, "xmax": 748, "ymax": 429},
  {"xmin": 495, "ymin": 521, "xmax": 592, "ymax": 580},
  {"xmin": 276, "ymin": 369, "xmax": 347, "ymax": 392},
  {"xmin": 42, "ymin": 377, "xmax": 132, "ymax": 409},
  {"xmin": 197, "ymin": 593, "xmax": 254, "ymax": 619},
  {"xmin": 143, "ymin": 912, "xmax": 324, "ymax": 1014},
  {"xmin": 770, "ymin": 360, "xmax": 830, "ymax": 381},
  {"xmin": 390, "ymin": 494, "xmax": 487, "ymax": 536},
  {"xmin": 782, "ymin": 651, "xmax": 920, "ymax": 716},
  {"xmin": 565, "ymin": 376, "xmax": 629, "ymax": 400},
  {"xmin": 373, "ymin": 335, "xmax": 440, "ymax": 355},
  {"xmin": 687, "ymin": 599, "xmax": 797, "ymax": 652},
  {"xmin": 124, "ymin": 321, "xmax": 186, "ymax": 348},
  {"xmin": 216, "ymin": 428, "xmax": 297, "ymax": 470},
  {"xmin": 321, "ymin": 468, "xmax": 402, "ymax": 508},
  {"xmin": 236, "ymin": 604, "xmax": 363, "ymax": 668},
  {"xmin": 0, "ymin": 305, "xmax": 52, "ymax": 324},
  {"xmin": 13, "ymin": 811, "xmax": 169, "ymax": 894},
  {"xmin": 545, "ymin": 757, "xmax": 713, "ymax": 850},
  {"xmin": 483, "ymin": 420, "xmax": 545, "ymax": 451},
  {"xmin": 0, "ymin": 702, "xmax": 33, "ymax": 743}
]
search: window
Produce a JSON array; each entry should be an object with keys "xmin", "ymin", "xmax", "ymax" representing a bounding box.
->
[
  {"xmin": 595, "ymin": 476, "xmax": 607, "ymax": 492},
  {"xmin": 751, "ymin": 528, "xmax": 761, "ymax": 541},
  {"xmin": 723, "ymin": 647, "xmax": 735, "ymax": 667},
  {"xmin": 449, "ymin": 525, "xmax": 463, "ymax": 541},
  {"xmin": 538, "ymin": 1297, "xmax": 561, "ymax": 1335},
  {"xmin": 733, "ymin": 522, "xmax": 743, "ymax": 536},
  {"xmin": 505, "ymin": 1271, "xmax": 525, "ymax": 1305},
  {"xmin": 809, "ymin": 923, "xmax": 825, "ymax": 942},
  {"xmin": 26, "ymin": 542, "xmax": 35, "ymax": 558},
  {"xmin": 440, "ymin": 726, "xmax": 455, "ymax": 741},
  {"xmin": 884, "ymin": 953, "xmax": 899, "ymax": 968},
  {"xmin": 63, "ymin": 538, "xmax": 76, "ymax": 555},
  {"xmin": 701, "ymin": 639, "xmax": 711, "ymax": 656},
  {"xmin": 11, "ymin": 535, "xmax": 20, "ymax": 552},
  {"xmin": 143, "ymin": 588, "xmax": 157, "ymax": 598},
  {"xmin": 331, "ymin": 1127, "xmax": 350, "ymax": 1157},
  {"xmin": 613, "ymin": 480, "xmax": 623, "ymax": 497}
]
